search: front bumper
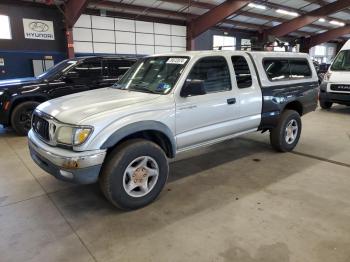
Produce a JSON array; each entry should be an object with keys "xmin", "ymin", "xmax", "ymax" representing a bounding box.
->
[
  {"xmin": 320, "ymin": 82, "xmax": 350, "ymax": 105},
  {"xmin": 28, "ymin": 130, "xmax": 106, "ymax": 184}
]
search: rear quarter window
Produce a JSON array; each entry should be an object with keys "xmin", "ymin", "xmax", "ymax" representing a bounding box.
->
[{"xmin": 263, "ymin": 58, "xmax": 312, "ymax": 81}]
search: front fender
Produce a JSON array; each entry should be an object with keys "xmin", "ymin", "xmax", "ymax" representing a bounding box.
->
[{"xmin": 100, "ymin": 120, "xmax": 176, "ymax": 156}]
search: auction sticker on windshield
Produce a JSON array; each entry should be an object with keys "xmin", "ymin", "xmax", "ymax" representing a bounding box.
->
[{"xmin": 166, "ymin": 58, "xmax": 188, "ymax": 64}]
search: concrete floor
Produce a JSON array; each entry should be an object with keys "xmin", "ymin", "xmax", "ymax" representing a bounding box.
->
[{"xmin": 0, "ymin": 105, "xmax": 350, "ymax": 262}]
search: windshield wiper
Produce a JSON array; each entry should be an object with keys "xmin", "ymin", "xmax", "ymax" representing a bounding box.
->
[{"xmin": 129, "ymin": 85, "xmax": 157, "ymax": 94}]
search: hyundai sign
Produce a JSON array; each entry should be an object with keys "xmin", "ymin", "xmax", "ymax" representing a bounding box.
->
[{"xmin": 23, "ymin": 18, "xmax": 55, "ymax": 40}]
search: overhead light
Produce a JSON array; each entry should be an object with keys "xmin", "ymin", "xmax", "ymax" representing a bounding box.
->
[
  {"xmin": 276, "ymin": 9, "xmax": 299, "ymax": 17},
  {"xmin": 330, "ymin": 20, "xmax": 345, "ymax": 26},
  {"xmin": 248, "ymin": 3, "xmax": 266, "ymax": 10},
  {"xmin": 318, "ymin": 18, "xmax": 326, "ymax": 22}
]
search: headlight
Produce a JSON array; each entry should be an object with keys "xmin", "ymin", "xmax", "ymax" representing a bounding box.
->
[
  {"xmin": 0, "ymin": 91, "xmax": 4, "ymax": 96},
  {"xmin": 57, "ymin": 126, "xmax": 92, "ymax": 146},
  {"xmin": 323, "ymin": 72, "xmax": 332, "ymax": 82}
]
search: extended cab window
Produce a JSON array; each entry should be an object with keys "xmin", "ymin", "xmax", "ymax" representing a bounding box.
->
[
  {"xmin": 289, "ymin": 60, "xmax": 311, "ymax": 79},
  {"xmin": 264, "ymin": 59, "xmax": 289, "ymax": 81},
  {"xmin": 231, "ymin": 56, "xmax": 252, "ymax": 88},
  {"xmin": 187, "ymin": 56, "xmax": 231, "ymax": 93}
]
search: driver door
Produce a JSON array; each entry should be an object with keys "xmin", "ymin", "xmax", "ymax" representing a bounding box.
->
[{"xmin": 175, "ymin": 56, "xmax": 240, "ymax": 150}]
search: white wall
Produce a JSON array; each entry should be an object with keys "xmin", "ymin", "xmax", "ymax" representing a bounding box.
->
[{"xmin": 73, "ymin": 14, "xmax": 187, "ymax": 55}]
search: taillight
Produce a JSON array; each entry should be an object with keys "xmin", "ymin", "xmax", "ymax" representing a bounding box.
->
[{"xmin": 4, "ymin": 101, "xmax": 10, "ymax": 111}]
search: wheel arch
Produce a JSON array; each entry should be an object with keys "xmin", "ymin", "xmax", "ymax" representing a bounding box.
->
[
  {"xmin": 283, "ymin": 100, "xmax": 303, "ymax": 116},
  {"xmin": 100, "ymin": 121, "xmax": 176, "ymax": 158},
  {"xmin": 9, "ymin": 95, "xmax": 48, "ymax": 119}
]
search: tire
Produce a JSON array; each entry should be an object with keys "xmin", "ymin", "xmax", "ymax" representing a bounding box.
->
[
  {"xmin": 11, "ymin": 101, "xmax": 40, "ymax": 136},
  {"xmin": 100, "ymin": 139, "xmax": 169, "ymax": 210},
  {"xmin": 270, "ymin": 110, "xmax": 302, "ymax": 152},
  {"xmin": 319, "ymin": 100, "xmax": 333, "ymax": 109}
]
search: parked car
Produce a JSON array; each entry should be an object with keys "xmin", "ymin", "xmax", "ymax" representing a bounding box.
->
[
  {"xmin": 0, "ymin": 56, "xmax": 137, "ymax": 135},
  {"xmin": 319, "ymin": 40, "xmax": 350, "ymax": 109},
  {"xmin": 28, "ymin": 51, "xmax": 319, "ymax": 210}
]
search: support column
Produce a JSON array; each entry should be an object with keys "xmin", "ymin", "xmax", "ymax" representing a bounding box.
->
[
  {"xmin": 186, "ymin": 24, "xmax": 195, "ymax": 51},
  {"xmin": 66, "ymin": 27, "xmax": 74, "ymax": 59}
]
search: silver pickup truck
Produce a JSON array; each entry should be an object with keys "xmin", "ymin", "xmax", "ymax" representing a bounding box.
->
[{"xmin": 28, "ymin": 51, "xmax": 319, "ymax": 209}]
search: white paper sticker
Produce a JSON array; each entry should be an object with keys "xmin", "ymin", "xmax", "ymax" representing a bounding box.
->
[{"xmin": 166, "ymin": 58, "xmax": 188, "ymax": 64}]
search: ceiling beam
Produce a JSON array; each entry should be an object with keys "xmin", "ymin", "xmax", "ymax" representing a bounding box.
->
[
  {"xmin": 88, "ymin": 0, "xmax": 315, "ymax": 37},
  {"xmin": 304, "ymin": 0, "xmax": 350, "ymax": 17},
  {"xmin": 89, "ymin": 0, "xmax": 196, "ymax": 20},
  {"xmin": 264, "ymin": 0, "xmax": 350, "ymax": 37},
  {"xmin": 188, "ymin": 0, "xmax": 250, "ymax": 38},
  {"xmin": 84, "ymin": 8, "xmax": 187, "ymax": 26},
  {"xmin": 65, "ymin": 0, "xmax": 90, "ymax": 27},
  {"xmin": 160, "ymin": 0, "xmax": 330, "ymax": 33},
  {"xmin": 90, "ymin": 1, "xmax": 266, "ymax": 32},
  {"xmin": 307, "ymin": 25, "xmax": 350, "ymax": 47}
]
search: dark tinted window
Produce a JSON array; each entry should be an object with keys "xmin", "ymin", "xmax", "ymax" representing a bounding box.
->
[
  {"xmin": 263, "ymin": 59, "xmax": 289, "ymax": 81},
  {"xmin": 187, "ymin": 56, "xmax": 231, "ymax": 93},
  {"xmin": 290, "ymin": 60, "xmax": 311, "ymax": 79},
  {"xmin": 331, "ymin": 50, "xmax": 350, "ymax": 71},
  {"xmin": 231, "ymin": 56, "xmax": 252, "ymax": 88},
  {"xmin": 71, "ymin": 61, "xmax": 102, "ymax": 78},
  {"xmin": 102, "ymin": 59, "xmax": 134, "ymax": 78}
]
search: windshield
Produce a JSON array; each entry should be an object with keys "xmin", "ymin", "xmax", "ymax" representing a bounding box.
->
[
  {"xmin": 331, "ymin": 50, "xmax": 350, "ymax": 71},
  {"xmin": 37, "ymin": 59, "xmax": 78, "ymax": 79},
  {"xmin": 113, "ymin": 56, "xmax": 189, "ymax": 94}
]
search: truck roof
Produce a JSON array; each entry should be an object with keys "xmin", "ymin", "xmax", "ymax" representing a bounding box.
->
[{"xmin": 149, "ymin": 50, "xmax": 311, "ymax": 59}]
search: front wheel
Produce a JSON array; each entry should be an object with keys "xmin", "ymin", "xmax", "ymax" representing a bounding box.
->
[
  {"xmin": 100, "ymin": 139, "xmax": 169, "ymax": 210},
  {"xmin": 270, "ymin": 110, "xmax": 302, "ymax": 152},
  {"xmin": 319, "ymin": 100, "xmax": 333, "ymax": 109},
  {"xmin": 11, "ymin": 101, "xmax": 40, "ymax": 136}
]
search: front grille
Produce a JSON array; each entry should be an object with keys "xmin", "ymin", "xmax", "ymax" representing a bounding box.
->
[
  {"xmin": 330, "ymin": 84, "xmax": 350, "ymax": 92},
  {"xmin": 32, "ymin": 114, "xmax": 50, "ymax": 141}
]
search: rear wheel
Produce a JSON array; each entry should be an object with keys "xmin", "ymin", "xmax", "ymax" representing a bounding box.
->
[
  {"xmin": 319, "ymin": 100, "xmax": 333, "ymax": 109},
  {"xmin": 100, "ymin": 139, "xmax": 169, "ymax": 210},
  {"xmin": 11, "ymin": 101, "xmax": 40, "ymax": 136},
  {"xmin": 270, "ymin": 110, "xmax": 302, "ymax": 152}
]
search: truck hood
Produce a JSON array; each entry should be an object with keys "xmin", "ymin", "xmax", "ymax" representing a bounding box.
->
[
  {"xmin": 0, "ymin": 77, "xmax": 40, "ymax": 89},
  {"xmin": 37, "ymin": 88, "xmax": 162, "ymax": 124},
  {"xmin": 328, "ymin": 70, "xmax": 350, "ymax": 83}
]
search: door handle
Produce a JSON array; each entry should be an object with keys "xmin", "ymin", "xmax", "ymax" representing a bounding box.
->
[{"xmin": 227, "ymin": 98, "xmax": 236, "ymax": 105}]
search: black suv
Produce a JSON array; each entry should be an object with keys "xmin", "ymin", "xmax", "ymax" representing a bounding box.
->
[{"xmin": 0, "ymin": 56, "xmax": 136, "ymax": 135}]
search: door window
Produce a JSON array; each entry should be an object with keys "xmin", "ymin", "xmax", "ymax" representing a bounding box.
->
[
  {"xmin": 186, "ymin": 56, "xmax": 231, "ymax": 94},
  {"xmin": 231, "ymin": 56, "xmax": 252, "ymax": 88},
  {"xmin": 70, "ymin": 61, "xmax": 102, "ymax": 78},
  {"xmin": 102, "ymin": 59, "xmax": 134, "ymax": 78}
]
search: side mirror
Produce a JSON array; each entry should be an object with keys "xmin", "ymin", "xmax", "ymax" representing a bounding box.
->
[{"xmin": 180, "ymin": 79, "xmax": 206, "ymax": 97}]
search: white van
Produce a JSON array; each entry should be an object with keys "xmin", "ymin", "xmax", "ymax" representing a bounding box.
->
[{"xmin": 319, "ymin": 40, "xmax": 350, "ymax": 109}]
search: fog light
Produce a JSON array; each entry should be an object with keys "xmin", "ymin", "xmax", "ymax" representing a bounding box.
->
[{"xmin": 60, "ymin": 170, "xmax": 74, "ymax": 179}]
